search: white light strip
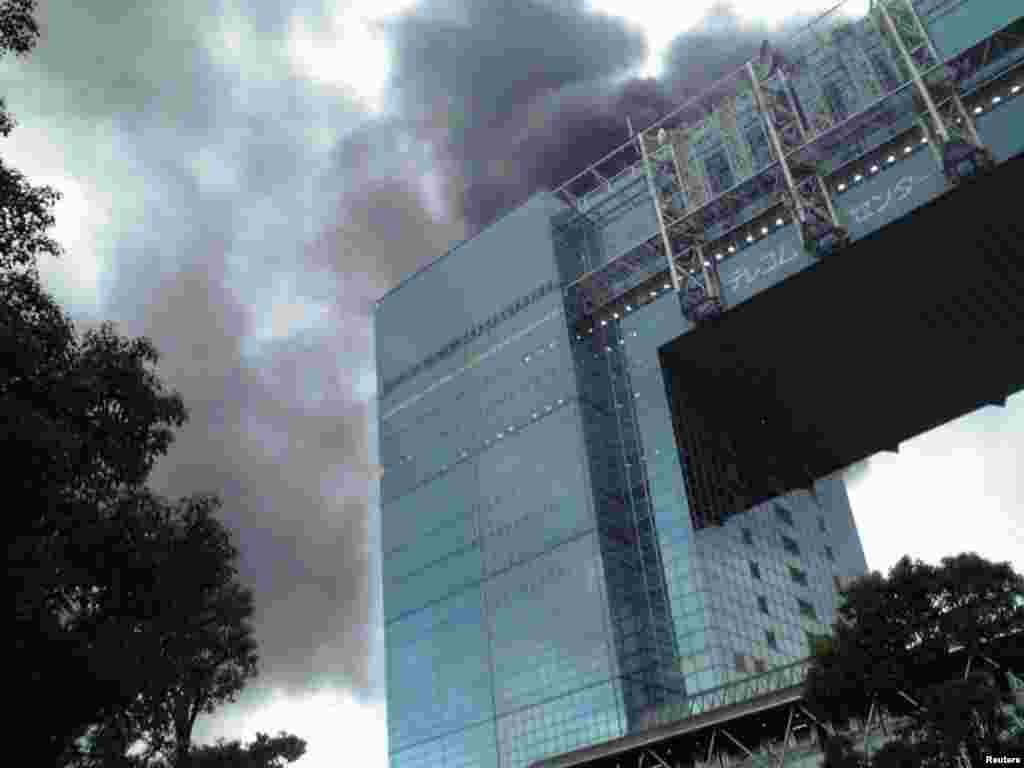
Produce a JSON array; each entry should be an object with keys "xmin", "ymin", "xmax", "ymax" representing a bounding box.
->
[{"xmin": 382, "ymin": 308, "xmax": 562, "ymax": 420}]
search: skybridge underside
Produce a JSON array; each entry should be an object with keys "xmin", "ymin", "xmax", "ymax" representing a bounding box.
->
[{"xmin": 659, "ymin": 149, "xmax": 1024, "ymax": 527}]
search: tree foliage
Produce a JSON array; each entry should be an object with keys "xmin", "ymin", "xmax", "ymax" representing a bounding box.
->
[
  {"xmin": 188, "ymin": 732, "xmax": 307, "ymax": 768},
  {"xmin": 0, "ymin": 0, "xmax": 39, "ymax": 57},
  {"xmin": 2, "ymin": 0, "xmax": 63, "ymax": 270},
  {"xmin": 62, "ymin": 493, "xmax": 260, "ymax": 767},
  {"xmin": 805, "ymin": 553, "xmax": 1024, "ymax": 768},
  {"xmin": 820, "ymin": 735, "xmax": 865, "ymax": 768},
  {"xmin": 903, "ymin": 673, "xmax": 1014, "ymax": 768},
  {"xmin": 4, "ymin": 6, "xmax": 294, "ymax": 766}
]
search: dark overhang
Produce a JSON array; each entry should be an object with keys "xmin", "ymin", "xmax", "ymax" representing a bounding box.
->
[{"xmin": 658, "ymin": 150, "xmax": 1024, "ymax": 528}]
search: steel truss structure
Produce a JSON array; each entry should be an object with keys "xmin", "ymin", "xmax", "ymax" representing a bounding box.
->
[
  {"xmin": 532, "ymin": 633, "xmax": 1024, "ymax": 768},
  {"xmin": 548, "ymin": 0, "xmax": 1017, "ymax": 330},
  {"xmin": 870, "ymin": 0, "xmax": 993, "ymax": 184}
]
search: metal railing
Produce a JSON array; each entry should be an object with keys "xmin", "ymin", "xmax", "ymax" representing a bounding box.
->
[{"xmin": 637, "ymin": 659, "xmax": 813, "ymax": 732}]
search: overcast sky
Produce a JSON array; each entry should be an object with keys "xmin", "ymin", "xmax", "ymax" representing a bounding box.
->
[{"xmin": 2, "ymin": 0, "xmax": 1020, "ymax": 766}]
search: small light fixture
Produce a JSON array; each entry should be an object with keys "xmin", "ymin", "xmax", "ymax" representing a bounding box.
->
[
  {"xmin": 870, "ymin": 165, "xmax": 878, "ymax": 173},
  {"xmin": 715, "ymin": 253, "xmax": 724, "ymax": 261},
  {"xmin": 775, "ymin": 218, "xmax": 784, "ymax": 226},
  {"xmin": 728, "ymin": 245, "xmax": 736, "ymax": 253},
  {"xmin": 1012, "ymin": 84, "xmax": 1021, "ymax": 95},
  {"xmin": 921, "ymin": 136, "xmax": 928, "ymax": 143},
  {"xmin": 746, "ymin": 234, "xmax": 754, "ymax": 243},
  {"xmin": 837, "ymin": 183, "xmax": 846, "ymax": 192},
  {"xmin": 904, "ymin": 145, "xmax": 912, "ymax": 153},
  {"xmin": 663, "ymin": 283, "xmax": 670, "ymax": 290},
  {"xmin": 625, "ymin": 304, "xmax": 632, "ymax": 311},
  {"xmin": 991, "ymin": 95, "xmax": 1001, "ymax": 104},
  {"xmin": 761, "ymin": 226, "xmax": 769, "ymax": 235},
  {"xmin": 650, "ymin": 291, "xmax": 657, "ymax": 297},
  {"xmin": 854, "ymin": 174, "xmax": 863, "ymax": 182},
  {"xmin": 886, "ymin": 155, "xmax": 895, "ymax": 163},
  {"xmin": 601, "ymin": 320, "xmax": 607, "ymax": 326},
  {"xmin": 613, "ymin": 312, "xmax": 620, "ymax": 319},
  {"xmin": 973, "ymin": 105, "xmax": 983, "ymax": 114}
]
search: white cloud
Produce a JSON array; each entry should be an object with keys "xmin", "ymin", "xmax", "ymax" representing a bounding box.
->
[
  {"xmin": 37, "ymin": 173, "xmax": 107, "ymax": 313},
  {"xmin": 0, "ymin": 128, "xmax": 110, "ymax": 317},
  {"xmin": 584, "ymin": 0, "xmax": 706, "ymax": 78},
  {"xmin": 846, "ymin": 393, "xmax": 1024, "ymax": 575},
  {"xmin": 195, "ymin": 688, "xmax": 387, "ymax": 768},
  {"xmin": 287, "ymin": 0, "xmax": 421, "ymax": 114}
]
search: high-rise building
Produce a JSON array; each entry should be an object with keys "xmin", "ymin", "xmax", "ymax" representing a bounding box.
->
[
  {"xmin": 375, "ymin": 188, "xmax": 867, "ymax": 768},
  {"xmin": 375, "ymin": 0, "xmax": 1023, "ymax": 765}
]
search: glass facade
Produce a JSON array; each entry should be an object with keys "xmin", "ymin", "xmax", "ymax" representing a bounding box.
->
[{"xmin": 377, "ymin": 182, "xmax": 868, "ymax": 767}]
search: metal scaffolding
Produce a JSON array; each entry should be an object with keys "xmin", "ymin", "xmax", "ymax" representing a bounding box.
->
[
  {"xmin": 548, "ymin": 0, "xmax": 1018, "ymax": 330},
  {"xmin": 869, "ymin": 0, "xmax": 993, "ymax": 184}
]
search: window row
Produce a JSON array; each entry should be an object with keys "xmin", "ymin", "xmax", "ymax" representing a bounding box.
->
[{"xmin": 382, "ymin": 277, "xmax": 562, "ymax": 397}]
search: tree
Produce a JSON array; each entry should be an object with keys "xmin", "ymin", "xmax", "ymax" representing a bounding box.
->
[
  {"xmin": 2, "ymin": 0, "xmax": 63, "ymax": 271},
  {"xmin": 870, "ymin": 740, "xmax": 920, "ymax": 768},
  {"xmin": 820, "ymin": 735, "xmax": 864, "ymax": 768},
  {"xmin": 188, "ymin": 732, "xmax": 307, "ymax": 768},
  {"xmin": 5, "ymin": 7, "xmax": 295, "ymax": 765},
  {"xmin": 1, "ymin": 0, "xmax": 39, "ymax": 57},
  {"xmin": 65, "ymin": 492, "xmax": 260, "ymax": 767},
  {"xmin": 7, "ymin": 308, "xmax": 189, "ymax": 761},
  {"xmin": 805, "ymin": 553, "xmax": 1024, "ymax": 768},
  {"xmin": 902, "ymin": 673, "xmax": 1013, "ymax": 768},
  {"xmin": 5, "ymin": 9, "xmax": 188, "ymax": 748}
]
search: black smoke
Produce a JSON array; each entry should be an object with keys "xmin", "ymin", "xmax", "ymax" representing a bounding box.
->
[{"xmin": 379, "ymin": 0, "xmax": 815, "ymax": 234}]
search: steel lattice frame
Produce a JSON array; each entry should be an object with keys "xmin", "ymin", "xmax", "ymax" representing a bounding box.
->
[
  {"xmin": 551, "ymin": 0, "xmax": 1013, "ymax": 328},
  {"xmin": 870, "ymin": 0, "xmax": 993, "ymax": 182},
  {"xmin": 744, "ymin": 59, "xmax": 849, "ymax": 259}
]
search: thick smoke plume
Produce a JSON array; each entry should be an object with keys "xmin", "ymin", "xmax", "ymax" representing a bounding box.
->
[
  {"xmin": 380, "ymin": 0, "xmax": 814, "ymax": 234},
  {"xmin": 6, "ymin": 0, "xmax": 834, "ymax": 727}
]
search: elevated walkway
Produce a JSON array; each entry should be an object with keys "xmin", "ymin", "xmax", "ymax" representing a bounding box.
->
[{"xmin": 659, "ymin": 148, "xmax": 1024, "ymax": 528}]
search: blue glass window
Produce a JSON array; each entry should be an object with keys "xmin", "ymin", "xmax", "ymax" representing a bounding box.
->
[
  {"xmin": 704, "ymin": 149, "xmax": 735, "ymax": 197},
  {"xmin": 798, "ymin": 598, "xmax": 817, "ymax": 619},
  {"xmin": 744, "ymin": 122, "xmax": 773, "ymax": 170},
  {"xmin": 775, "ymin": 504, "xmax": 794, "ymax": 527},
  {"xmin": 789, "ymin": 565, "xmax": 809, "ymax": 587}
]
